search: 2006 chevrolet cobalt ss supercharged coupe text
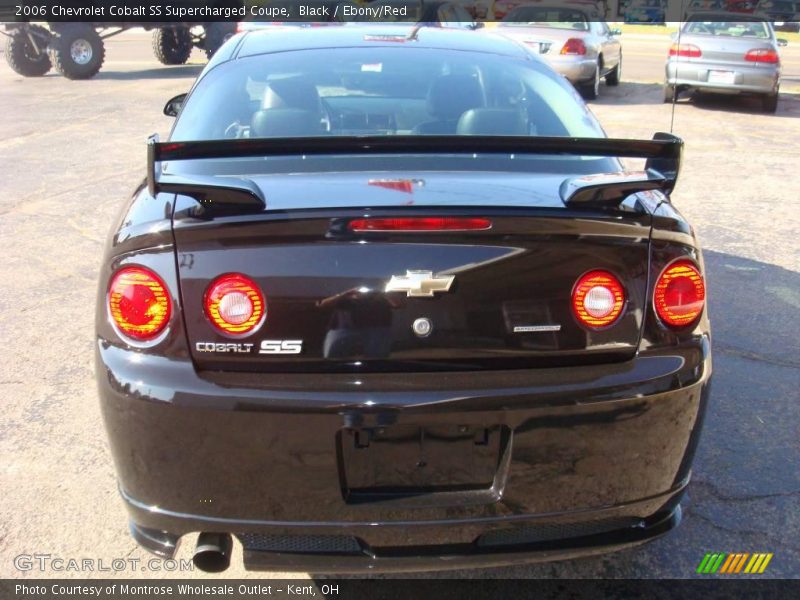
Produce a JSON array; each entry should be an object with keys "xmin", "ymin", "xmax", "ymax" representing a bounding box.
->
[{"xmin": 96, "ymin": 27, "xmax": 711, "ymax": 573}]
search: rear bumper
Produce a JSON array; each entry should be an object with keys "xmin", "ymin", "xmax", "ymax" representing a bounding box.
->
[
  {"xmin": 666, "ymin": 60, "xmax": 780, "ymax": 95},
  {"xmin": 97, "ymin": 336, "xmax": 711, "ymax": 572},
  {"xmin": 130, "ymin": 503, "xmax": 683, "ymax": 573},
  {"xmin": 547, "ymin": 56, "xmax": 598, "ymax": 84}
]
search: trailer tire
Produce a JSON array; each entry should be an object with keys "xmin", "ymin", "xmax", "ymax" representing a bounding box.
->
[
  {"xmin": 5, "ymin": 25, "xmax": 52, "ymax": 77},
  {"xmin": 48, "ymin": 24, "xmax": 105, "ymax": 80},
  {"xmin": 152, "ymin": 27, "xmax": 193, "ymax": 65},
  {"xmin": 203, "ymin": 22, "xmax": 236, "ymax": 59}
]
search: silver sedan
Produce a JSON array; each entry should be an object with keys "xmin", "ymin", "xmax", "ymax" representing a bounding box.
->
[
  {"xmin": 495, "ymin": 4, "xmax": 622, "ymax": 100},
  {"xmin": 664, "ymin": 14, "xmax": 783, "ymax": 113}
]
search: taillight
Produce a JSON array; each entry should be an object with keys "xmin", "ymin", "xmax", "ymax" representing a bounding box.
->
[
  {"xmin": 669, "ymin": 43, "xmax": 702, "ymax": 58},
  {"xmin": 348, "ymin": 217, "xmax": 492, "ymax": 232},
  {"xmin": 745, "ymin": 48, "xmax": 780, "ymax": 64},
  {"xmin": 561, "ymin": 38, "xmax": 587, "ymax": 56},
  {"xmin": 108, "ymin": 267, "xmax": 171, "ymax": 341},
  {"xmin": 654, "ymin": 260, "xmax": 706, "ymax": 328},
  {"xmin": 572, "ymin": 271, "xmax": 625, "ymax": 328},
  {"xmin": 204, "ymin": 274, "xmax": 265, "ymax": 335}
]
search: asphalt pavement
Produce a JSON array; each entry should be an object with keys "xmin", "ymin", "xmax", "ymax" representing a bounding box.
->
[{"xmin": 0, "ymin": 31, "xmax": 798, "ymax": 580}]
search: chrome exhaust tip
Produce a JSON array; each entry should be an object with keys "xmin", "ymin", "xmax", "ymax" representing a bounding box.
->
[{"xmin": 193, "ymin": 532, "xmax": 233, "ymax": 573}]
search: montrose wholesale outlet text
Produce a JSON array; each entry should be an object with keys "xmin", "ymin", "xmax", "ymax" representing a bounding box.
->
[
  {"xmin": 30, "ymin": 4, "xmax": 409, "ymax": 18},
  {"xmin": 16, "ymin": 584, "xmax": 334, "ymax": 596}
]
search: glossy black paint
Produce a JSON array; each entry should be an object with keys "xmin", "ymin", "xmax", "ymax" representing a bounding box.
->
[
  {"xmin": 96, "ymin": 174, "xmax": 711, "ymax": 571},
  {"xmin": 174, "ymin": 208, "xmax": 651, "ymax": 372},
  {"xmin": 95, "ymin": 30, "xmax": 711, "ymax": 573},
  {"xmin": 96, "ymin": 157, "xmax": 712, "ymax": 573}
]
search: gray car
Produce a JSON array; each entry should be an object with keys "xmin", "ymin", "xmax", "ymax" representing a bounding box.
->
[
  {"xmin": 495, "ymin": 4, "xmax": 622, "ymax": 99},
  {"xmin": 664, "ymin": 14, "xmax": 782, "ymax": 113}
]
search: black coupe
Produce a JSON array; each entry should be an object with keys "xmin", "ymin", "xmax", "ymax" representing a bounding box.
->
[{"xmin": 96, "ymin": 26, "xmax": 711, "ymax": 573}]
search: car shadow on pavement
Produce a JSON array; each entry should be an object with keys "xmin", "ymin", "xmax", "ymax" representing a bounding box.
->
[
  {"xmin": 593, "ymin": 81, "xmax": 800, "ymax": 118},
  {"xmin": 312, "ymin": 250, "xmax": 800, "ymax": 579},
  {"xmin": 591, "ymin": 81, "xmax": 666, "ymax": 106},
  {"xmin": 687, "ymin": 90, "xmax": 800, "ymax": 118},
  {"xmin": 93, "ymin": 65, "xmax": 204, "ymax": 81}
]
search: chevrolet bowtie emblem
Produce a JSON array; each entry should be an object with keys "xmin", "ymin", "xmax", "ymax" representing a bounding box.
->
[{"xmin": 385, "ymin": 270, "xmax": 455, "ymax": 298}]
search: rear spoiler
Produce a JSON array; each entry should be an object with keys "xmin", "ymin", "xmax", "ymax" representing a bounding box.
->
[{"xmin": 147, "ymin": 132, "xmax": 682, "ymax": 212}]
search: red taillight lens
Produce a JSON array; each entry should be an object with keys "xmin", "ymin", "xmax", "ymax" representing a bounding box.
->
[
  {"xmin": 204, "ymin": 274, "xmax": 265, "ymax": 335},
  {"xmin": 561, "ymin": 38, "xmax": 587, "ymax": 56},
  {"xmin": 669, "ymin": 43, "xmax": 702, "ymax": 58},
  {"xmin": 745, "ymin": 48, "xmax": 780, "ymax": 64},
  {"xmin": 572, "ymin": 271, "xmax": 625, "ymax": 328},
  {"xmin": 348, "ymin": 217, "xmax": 492, "ymax": 232},
  {"xmin": 654, "ymin": 260, "xmax": 706, "ymax": 328},
  {"xmin": 108, "ymin": 267, "xmax": 171, "ymax": 341}
]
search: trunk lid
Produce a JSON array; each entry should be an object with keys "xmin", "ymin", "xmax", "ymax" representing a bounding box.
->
[
  {"xmin": 496, "ymin": 26, "xmax": 580, "ymax": 55},
  {"xmin": 172, "ymin": 170, "xmax": 652, "ymax": 373},
  {"xmin": 679, "ymin": 33, "xmax": 776, "ymax": 68}
]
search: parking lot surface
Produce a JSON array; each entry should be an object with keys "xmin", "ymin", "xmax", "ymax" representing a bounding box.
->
[{"xmin": 0, "ymin": 31, "xmax": 798, "ymax": 579}]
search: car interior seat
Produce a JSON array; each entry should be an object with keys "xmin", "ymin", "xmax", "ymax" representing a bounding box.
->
[
  {"xmin": 456, "ymin": 108, "xmax": 529, "ymax": 136},
  {"xmin": 251, "ymin": 76, "xmax": 326, "ymax": 137},
  {"xmin": 413, "ymin": 73, "xmax": 485, "ymax": 134}
]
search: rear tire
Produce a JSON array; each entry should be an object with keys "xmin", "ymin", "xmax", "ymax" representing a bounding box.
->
[
  {"xmin": 605, "ymin": 55, "xmax": 621, "ymax": 86},
  {"xmin": 48, "ymin": 24, "xmax": 105, "ymax": 80},
  {"xmin": 663, "ymin": 85, "xmax": 676, "ymax": 103},
  {"xmin": 203, "ymin": 23, "xmax": 236, "ymax": 59},
  {"xmin": 580, "ymin": 63, "xmax": 600, "ymax": 100},
  {"xmin": 5, "ymin": 25, "xmax": 52, "ymax": 77},
  {"xmin": 762, "ymin": 90, "xmax": 779, "ymax": 114},
  {"xmin": 152, "ymin": 27, "xmax": 193, "ymax": 65}
]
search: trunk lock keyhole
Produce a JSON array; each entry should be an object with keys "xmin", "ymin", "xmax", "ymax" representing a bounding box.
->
[{"xmin": 412, "ymin": 318, "xmax": 432, "ymax": 338}]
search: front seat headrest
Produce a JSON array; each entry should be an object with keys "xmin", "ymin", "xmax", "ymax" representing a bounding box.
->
[
  {"xmin": 427, "ymin": 74, "xmax": 484, "ymax": 120},
  {"xmin": 456, "ymin": 108, "xmax": 528, "ymax": 136},
  {"xmin": 251, "ymin": 108, "xmax": 324, "ymax": 137},
  {"xmin": 262, "ymin": 76, "xmax": 323, "ymax": 115}
]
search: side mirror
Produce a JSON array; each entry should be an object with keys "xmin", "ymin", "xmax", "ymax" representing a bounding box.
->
[
  {"xmin": 777, "ymin": 38, "xmax": 788, "ymax": 47},
  {"xmin": 164, "ymin": 93, "xmax": 187, "ymax": 118},
  {"xmin": 610, "ymin": 28, "xmax": 622, "ymax": 36}
]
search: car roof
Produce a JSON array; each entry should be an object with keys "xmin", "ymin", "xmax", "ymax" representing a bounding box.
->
[{"xmin": 233, "ymin": 26, "xmax": 532, "ymax": 60}]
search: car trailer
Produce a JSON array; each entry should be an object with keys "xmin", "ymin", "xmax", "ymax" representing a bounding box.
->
[{"xmin": 2, "ymin": 21, "xmax": 237, "ymax": 79}]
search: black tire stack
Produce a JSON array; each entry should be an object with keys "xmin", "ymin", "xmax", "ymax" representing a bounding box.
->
[
  {"xmin": 152, "ymin": 27, "xmax": 193, "ymax": 65},
  {"xmin": 47, "ymin": 24, "xmax": 105, "ymax": 80},
  {"xmin": 5, "ymin": 25, "xmax": 52, "ymax": 77}
]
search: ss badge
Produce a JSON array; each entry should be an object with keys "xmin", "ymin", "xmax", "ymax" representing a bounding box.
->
[{"xmin": 259, "ymin": 340, "xmax": 303, "ymax": 355}]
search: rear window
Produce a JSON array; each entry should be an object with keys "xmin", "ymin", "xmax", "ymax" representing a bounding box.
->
[
  {"xmin": 170, "ymin": 46, "xmax": 603, "ymax": 141},
  {"xmin": 683, "ymin": 20, "xmax": 772, "ymax": 38},
  {"xmin": 501, "ymin": 7, "xmax": 591, "ymax": 29}
]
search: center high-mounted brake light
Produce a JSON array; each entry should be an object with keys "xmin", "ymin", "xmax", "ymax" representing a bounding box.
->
[
  {"xmin": 572, "ymin": 271, "xmax": 625, "ymax": 328},
  {"xmin": 108, "ymin": 266, "xmax": 171, "ymax": 341},
  {"xmin": 348, "ymin": 217, "xmax": 492, "ymax": 232},
  {"xmin": 561, "ymin": 38, "xmax": 587, "ymax": 56},
  {"xmin": 204, "ymin": 274, "xmax": 266, "ymax": 335},
  {"xmin": 745, "ymin": 48, "xmax": 780, "ymax": 64},
  {"xmin": 669, "ymin": 43, "xmax": 702, "ymax": 58}
]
